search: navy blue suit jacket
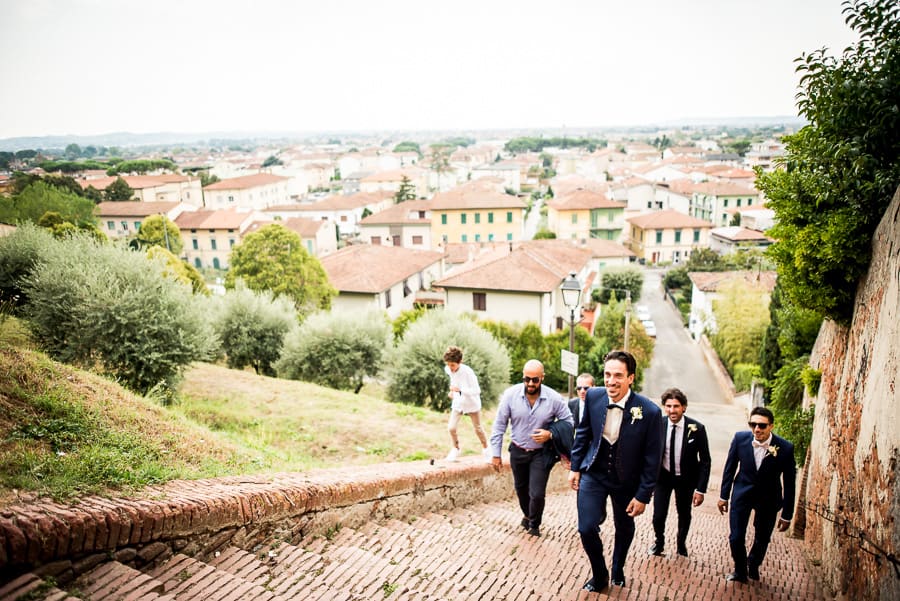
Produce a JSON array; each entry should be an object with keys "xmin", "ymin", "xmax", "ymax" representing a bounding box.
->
[
  {"xmin": 571, "ymin": 387, "xmax": 664, "ymax": 504},
  {"xmin": 719, "ymin": 430, "xmax": 797, "ymax": 521}
]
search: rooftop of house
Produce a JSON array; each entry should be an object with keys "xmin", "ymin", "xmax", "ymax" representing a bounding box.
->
[{"xmin": 320, "ymin": 244, "xmax": 444, "ymax": 293}]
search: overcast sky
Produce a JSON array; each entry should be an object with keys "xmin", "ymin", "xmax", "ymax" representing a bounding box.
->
[{"xmin": 0, "ymin": 0, "xmax": 859, "ymax": 139}]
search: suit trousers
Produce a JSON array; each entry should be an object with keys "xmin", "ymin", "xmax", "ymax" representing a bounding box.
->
[
  {"xmin": 728, "ymin": 501, "xmax": 779, "ymax": 572},
  {"xmin": 508, "ymin": 444, "xmax": 552, "ymax": 528},
  {"xmin": 577, "ymin": 471, "xmax": 634, "ymax": 581},
  {"xmin": 651, "ymin": 468, "xmax": 694, "ymax": 547}
]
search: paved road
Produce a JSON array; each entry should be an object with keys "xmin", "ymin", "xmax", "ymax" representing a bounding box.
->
[{"xmin": 637, "ymin": 266, "xmax": 749, "ymax": 489}]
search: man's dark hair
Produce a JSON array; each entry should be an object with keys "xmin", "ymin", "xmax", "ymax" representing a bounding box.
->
[
  {"xmin": 604, "ymin": 349, "xmax": 636, "ymax": 376},
  {"xmin": 750, "ymin": 406, "xmax": 775, "ymax": 424},
  {"xmin": 443, "ymin": 345, "xmax": 463, "ymax": 364},
  {"xmin": 661, "ymin": 387, "xmax": 688, "ymax": 407}
]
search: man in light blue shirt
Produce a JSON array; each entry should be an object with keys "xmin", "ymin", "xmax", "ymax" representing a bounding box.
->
[{"xmin": 490, "ymin": 359, "xmax": 573, "ymax": 537}]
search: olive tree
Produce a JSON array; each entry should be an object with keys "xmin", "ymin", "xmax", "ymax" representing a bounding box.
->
[
  {"xmin": 211, "ymin": 285, "xmax": 297, "ymax": 376},
  {"xmin": 386, "ymin": 310, "xmax": 510, "ymax": 411},
  {"xmin": 276, "ymin": 308, "xmax": 391, "ymax": 393},
  {"xmin": 21, "ymin": 234, "xmax": 218, "ymax": 394}
]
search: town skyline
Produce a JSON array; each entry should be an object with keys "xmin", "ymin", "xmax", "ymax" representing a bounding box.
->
[{"xmin": 1, "ymin": 0, "xmax": 857, "ymax": 140}]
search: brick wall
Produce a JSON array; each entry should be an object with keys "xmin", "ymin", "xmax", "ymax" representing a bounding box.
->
[
  {"xmin": 0, "ymin": 458, "xmax": 570, "ymax": 582},
  {"xmin": 802, "ymin": 186, "xmax": 900, "ymax": 601}
]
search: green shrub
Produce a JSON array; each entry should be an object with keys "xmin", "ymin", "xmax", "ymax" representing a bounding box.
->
[
  {"xmin": 386, "ymin": 310, "xmax": 509, "ymax": 411},
  {"xmin": 733, "ymin": 363, "xmax": 761, "ymax": 393},
  {"xmin": 801, "ymin": 366, "xmax": 822, "ymax": 397},
  {"xmin": 276, "ymin": 308, "xmax": 391, "ymax": 392},
  {"xmin": 211, "ymin": 285, "xmax": 297, "ymax": 376},
  {"xmin": 21, "ymin": 234, "xmax": 218, "ymax": 394}
]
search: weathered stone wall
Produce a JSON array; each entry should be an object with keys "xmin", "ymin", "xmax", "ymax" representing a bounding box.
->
[
  {"xmin": 803, "ymin": 187, "xmax": 900, "ymax": 601},
  {"xmin": 0, "ymin": 457, "xmax": 570, "ymax": 583}
]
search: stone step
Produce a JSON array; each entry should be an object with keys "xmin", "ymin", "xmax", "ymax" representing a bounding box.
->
[
  {"xmin": 146, "ymin": 553, "xmax": 283, "ymax": 601},
  {"xmin": 71, "ymin": 561, "xmax": 171, "ymax": 600}
]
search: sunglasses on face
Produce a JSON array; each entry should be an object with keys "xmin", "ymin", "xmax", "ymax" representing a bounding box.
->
[
  {"xmin": 523, "ymin": 376, "xmax": 542, "ymax": 384},
  {"xmin": 576, "ymin": 386, "xmax": 590, "ymax": 391},
  {"xmin": 748, "ymin": 421, "xmax": 770, "ymax": 429}
]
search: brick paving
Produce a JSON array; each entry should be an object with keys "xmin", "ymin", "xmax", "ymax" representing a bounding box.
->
[{"xmin": 0, "ymin": 397, "xmax": 831, "ymax": 601}]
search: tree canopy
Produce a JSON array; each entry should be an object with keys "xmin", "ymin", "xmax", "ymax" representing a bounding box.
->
[
  {"xmin": 0, "ymin": 181, "xmax": 98, "ymax": 229},
  {"xmin": 104, "ymin": 177, "xmax": 135, "ymax": 201},
  {"xmin": 136, "ymin": 214, "xmax": 183, "ymax": 256},
  {"xmin": 756, "ymin": 0, "xmax": 900, "ymax": 323},
  {"xmin": 224, "ymin": 223, "xmax": 336, "ymax": 315}
]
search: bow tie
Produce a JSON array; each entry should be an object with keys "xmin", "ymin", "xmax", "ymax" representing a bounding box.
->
[
  {"xmin": 607, "ymin": 404, "xmax": 624, "ymax": 410},
  {"xmin": 752, "ymin": 440, "xmax": 769, "ymax": 449}
]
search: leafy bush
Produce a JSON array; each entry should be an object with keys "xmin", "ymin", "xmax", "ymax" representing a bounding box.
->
[
  {"xmin": 387, "ymin": 310, "xmax": 510, "ymax": 411},
  {"xmin": 0, "ymin": 224, "xmax": 55, "ymax": 311},
  {"xmin": 755, "ymin": 0, "xmax": 900, "ymax": 323},
  {"xmin": 20, "ymin": 234, "xmax": 218, "ymax": 393},
  {"xmin": 211, "ymin": 285, "xmax": 297, "ymax": 376},
  {"xmin": 801, "ymin": 366, "xmax": 822, "ymax": 397},
  {"xmin": 710, "ymin": 279, "xmax": 770, "ymax": 374},
  {"xmin": 594, "ymin": 267, "xmax": 644, "ymax": 304},
  {"xmin": 663, "ymin": 266, "xmax": 691, "ymax": 291},
  {"xmin": 733, "ymin": 363, "xmax": 761, "ymax": 393},
  {"xmin": 276, "ymin": 308, "xmax": 391, "ymax": 392}
]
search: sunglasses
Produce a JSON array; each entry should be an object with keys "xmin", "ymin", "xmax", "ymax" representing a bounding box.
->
[
  {"xmin": 576, "ymin": 386, "xmax": 590, "ymax": 391},
  {"xmin": 523, "ymin": 376, "xmax": 542, "ymax": 384},
  {"xmin": 748, "ymin": 421, "xmax": 771, "ymax": 429}
]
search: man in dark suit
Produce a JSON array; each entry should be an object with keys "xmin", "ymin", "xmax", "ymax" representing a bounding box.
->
[
  {"xmin": 718, "ymin": 406, "xmax": 796, "ymax": 583},
  {"xmin": 568, "ymin": 372, "xmax": 595, "ymax": 429},
  {"xmin": 569, "ymin": 350, "xmax": 664, "ymax": 592},
  {"xmin": 649, "ymin": 388, "xmax": 711, "ymax": 557}
]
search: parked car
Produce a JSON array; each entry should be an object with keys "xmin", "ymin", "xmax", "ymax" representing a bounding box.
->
[
  {"xmin": 635, "ymin": 304, "xmax": 651, "ymax": 322},
  {"xmin": 641, "ymin": 319, "xmax": 657, "ymax": 338}
]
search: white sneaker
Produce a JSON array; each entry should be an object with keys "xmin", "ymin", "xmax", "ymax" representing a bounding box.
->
[{"xmin": 445, "ymin": 448, "xmax": 460, "ymax": 462}]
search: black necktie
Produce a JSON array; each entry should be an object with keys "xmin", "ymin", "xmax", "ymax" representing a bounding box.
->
[
  {"xmin": 607, "ymin": 404, "xmax": 623, "ymax": 410},
  {"xmin": 669, "ymin": 425, "xmax": 677, "ymax": 474}
]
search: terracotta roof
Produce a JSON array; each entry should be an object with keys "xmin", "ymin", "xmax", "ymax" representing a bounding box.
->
[
  {"xmin": 360, "ymin": 167, "xmax": 424, "ymax": 182},
  {"xmin": 281, "ymin": 216, "xmax": 329, "ymax": 237},
  {"xmin": 688, "ymin": 270, "xmax": 777, "ymax": 293},
  {"xmin": 320, "ymin": 244, "xmax": 443, "ymax": 293},
  {"xmin": 710, "ymin": 227, "xmax": 773, "ymax": 242},
  {"xmin": 301, "ymin": 191, "xmax": 394, "ymax": 211},
  {"xmin": 579, "ymin": 238, "xmax": 635, "ymax": 258},
  {"xmin": 431, "ymin": 181, "xmax": 526, "ymax": 210},
  {"xmin": 175, "ymin": 208, "xmax": 266, "ymax": 230},
  {"xmin": 360, "ymin": 199, "xmax": 431, "ymax": 225},
  {"xmin": 627, "ymin": 209, "xmax": 712, "ymax": 229},
  {"xmin": 203, "ymin": 173, "xmax": 289, "ymax": 190},
  {"xmin": 95, "ymin": 201, "xmax": 182, "ymax": 217},
  {"xmin": 550, "ymin": 176, "xmax": 608, "ymax": 196},
  {"xmin": 547, "ymin": 189, "xmax": 624, "ymax": 211},
  {"xmin": 434, "ymin": 240, "xmax": 591, "ymax": 293}
]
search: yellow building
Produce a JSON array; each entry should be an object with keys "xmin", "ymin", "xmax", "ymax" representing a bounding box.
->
[
  {"xmin": 627, "ymin": 209, "xmax": 712, "ymax": 265},
  {"xmin": 430, "ymin": 179, "xmax": 526, "ymax": 246},
  {"xmin": 546, "ymin": 188, "xmax": 626, "ymax": 242}
]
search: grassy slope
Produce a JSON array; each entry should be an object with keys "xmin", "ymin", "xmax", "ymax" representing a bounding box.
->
[{"xmin": 0, "ymin": 321, "xmax": 495, "ymax": 505}]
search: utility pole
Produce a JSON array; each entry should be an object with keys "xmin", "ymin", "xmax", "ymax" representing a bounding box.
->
[{"xmin": 624, "ymin": 289, "xmax": 631, "ymax": 352}]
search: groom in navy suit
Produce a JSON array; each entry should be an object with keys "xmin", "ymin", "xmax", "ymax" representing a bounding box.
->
[
  {"xmin": 718, "ymin": 406, "xmax": 796, "ymax": 583},
  {"xmin": 569, "ymin": 350, "xmax": 664, "ymax": 592}
]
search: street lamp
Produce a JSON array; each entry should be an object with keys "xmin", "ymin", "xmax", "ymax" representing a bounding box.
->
[{"xmin": 561, "ymin": 271, "xmax": 582, "ymax": 398}]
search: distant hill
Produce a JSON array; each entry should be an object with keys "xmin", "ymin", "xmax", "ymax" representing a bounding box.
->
[{"xmin": 0, "ymin": 116, "xmax": 805, "ymax": 153}]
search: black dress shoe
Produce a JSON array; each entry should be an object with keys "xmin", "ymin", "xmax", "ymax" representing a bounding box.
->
[
  {"xmin": 582, "ymin": 577, "xmax": 608, "ymax": 592},
  {"xmin": 520, "ymin": 517, "xmax": 530, "ymax": 530},
  {"xmin": 611, "ymin": 570, "xmax": 626, "ymax": 586},
  {"xmin": 726, "ymin": 571, "xmax": 748, "ymax": 583},
  {"xmin": 648, "ymin": 542, "xmax": 664, "ymax": 556},
  {"xmin": 527, "ymin": 526, "xmax": 541, "ymax": 537},
  {"xmin": 677, "ymin": 544, "xmax": 688, "ymax": 557},
  {"xmin": 748, "ymin": 564, "xmax": 760, "ymax": 580}
]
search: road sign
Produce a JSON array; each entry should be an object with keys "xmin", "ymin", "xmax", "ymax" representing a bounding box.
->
[{"xmin": 561, "ymin": 349, "xmax": 579, "ymax": 376}]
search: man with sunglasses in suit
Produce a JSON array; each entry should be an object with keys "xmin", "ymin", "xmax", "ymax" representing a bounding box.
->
[
  {"xmin": 569, "ymin": 350, "xmax": 664, "ymax": 592},
  {"xmin": 718, "ymin": 406, "xmax": 796, "ymax": 583},
  {"xmin": 490, "ymin": 359, "xmax": 572, "ymax": 538},
  {"xmin": 569, "ymin": 373, "xmax": 595, "ymax": 429}
]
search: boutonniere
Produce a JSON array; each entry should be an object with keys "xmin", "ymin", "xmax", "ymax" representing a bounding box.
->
[
  {"xmin": 687, "ymin": 423, "xmax": 698, "ymax": 433},
  {"xmin": 767, "ymin": 445, "xmax": 779, "ymax": 458},
  {"xmin": 630, "ymin": 406, "xmax": 643, "ymax": 424}
]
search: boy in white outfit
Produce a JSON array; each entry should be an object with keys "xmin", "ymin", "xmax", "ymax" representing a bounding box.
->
[{"xmin": 443, "ymin": 345, "xmax": 490, "ymax": 461}]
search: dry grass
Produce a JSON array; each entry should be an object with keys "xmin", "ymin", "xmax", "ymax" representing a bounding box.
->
[
  {"xmin": 0, "ymin": 324, "xmax": 497, "ymax": 504},
  {"xmin": 176, "ymin": 362, "xmax": 497, "ymax": 469}
]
